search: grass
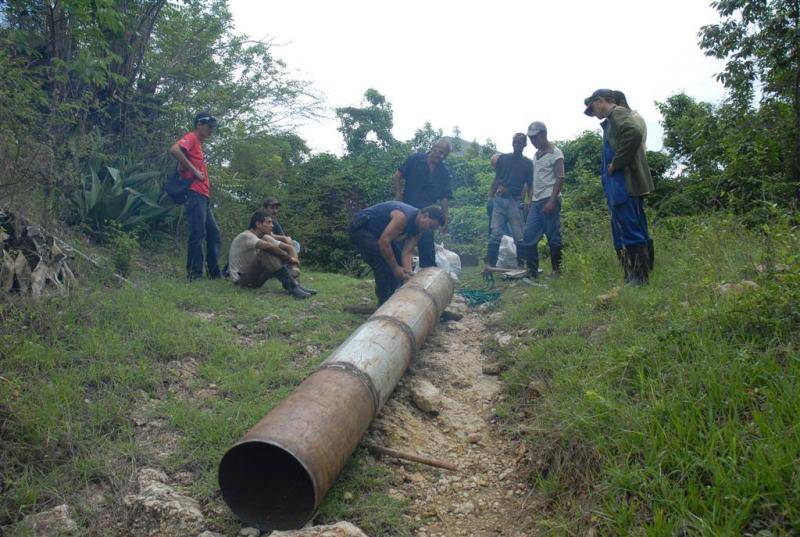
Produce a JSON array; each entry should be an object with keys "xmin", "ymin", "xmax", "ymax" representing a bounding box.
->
[
  {"xmin": 0, "ymin": 255, "xmax": 412, "ymax": 536},
  {"xmin": 492, "ymin": 212, "xmax": 800, "ymax": 535},
  {"xmin": 4, "ymin": 212, "xmax": 799, "ymax": 536}
]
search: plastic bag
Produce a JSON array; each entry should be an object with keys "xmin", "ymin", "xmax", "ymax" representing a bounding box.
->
[
  {"xmin": 497, "ymin": 235, "xmax": 518, "ymax": 269},
  {"xmin": 435, "ymin": 243, "xmax": 461, "ymax": 282}
]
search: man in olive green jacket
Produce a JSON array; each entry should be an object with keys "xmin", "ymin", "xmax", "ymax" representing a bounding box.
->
[{"xmin": 584, "ymin": 88, "xmax": 653, "ymax": 285}]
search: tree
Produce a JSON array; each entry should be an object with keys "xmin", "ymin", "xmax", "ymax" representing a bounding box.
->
[
  {"xmin": 410, "ymin": 122, "xmax": 443, "ymax": 152},
  {"xmin": 335, "ymin": 89, "xmax": 396, "ymax": 155},
  {"xmin": 700, "ymin": 0, "xmax": 800, "ymax": 185}
]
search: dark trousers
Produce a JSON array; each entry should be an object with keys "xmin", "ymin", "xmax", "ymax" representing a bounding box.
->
[
  {"xmin": 185, "ymin": 191, "xmax": 221, "ymax": 279},
  {"xmin": 417, "ymin": 229, "xmax": 435, "ymax": 268},
  {"xmin": 609, "ymin": 196, "xmax": 648, "ymax": 247},
  {"xmin": 351, "ymin": 228, "xmax": 403, "ymax": 305},
  {"xmin": 524, "ymin": 199, "xmax": 562, "ymax": 247}
]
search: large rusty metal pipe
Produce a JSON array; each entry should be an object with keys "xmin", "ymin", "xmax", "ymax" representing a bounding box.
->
[{"xmin": 218, "ymin": 268, "xmax": 454, "ymax": 531}]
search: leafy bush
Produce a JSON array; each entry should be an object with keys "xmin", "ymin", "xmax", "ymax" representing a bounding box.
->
[
  {"xmin": 71, "ymin": 165, "xmax": 175, "ymax": 234},
  {"xmin": 448, "ymin": 205, "xmax": 487, "ymax": 245}
]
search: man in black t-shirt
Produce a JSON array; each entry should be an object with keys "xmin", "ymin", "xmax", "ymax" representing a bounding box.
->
[
  {"xmin": 486, "ymin": 133, "xmax": 533, "ymax": 268},
  {"xmin": 262, "ymin": 196, "xmax": 302, "ymax": 254},
  {"xmin": 393, "ymin": 139, "xmax": 453, "ymax": 268}
]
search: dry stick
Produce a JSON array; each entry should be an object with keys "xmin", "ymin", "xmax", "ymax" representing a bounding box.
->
[
  {"xmin": 367, "ymin": 443, "xmax": 459, "ymax": 472},
  {"xmin": 53, "ymin": 237, "xmax": 136, "ymax": 287}
]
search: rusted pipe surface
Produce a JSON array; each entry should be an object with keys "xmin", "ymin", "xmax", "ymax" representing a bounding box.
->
[{"xmin": 218, "ymin": 268, "xmax": 454, "ymax": 531}]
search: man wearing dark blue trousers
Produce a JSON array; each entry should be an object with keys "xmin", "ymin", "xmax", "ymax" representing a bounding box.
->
[
  {"xmin": 169, "ymin": 112, "xmax": 221, "ymax": 280},
  {"xmin": 393, "ymin": 140, "xmax": 453, "ymax": 268},
  {"xmin": 585, "ymin": 89, "xmax": 654, "ymax": 285},
  {"xmin": 523, "ymin": 122, "xmax": 564, "ymax": 279},
  {"xmin": 350, "ymin": 202, "xmax": 445, "ymax": 305}
]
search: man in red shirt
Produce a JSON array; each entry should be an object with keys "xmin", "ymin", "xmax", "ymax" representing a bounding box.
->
[{"xmin": 169, "ymin": 112, "xmax": 221, "ymax": 280}]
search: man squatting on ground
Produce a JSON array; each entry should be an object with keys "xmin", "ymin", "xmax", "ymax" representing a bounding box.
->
[
  {"xmin": 486, "ymin": 134, "xmax": 532, "ymax": 269},
  {"xmin": 170, "ymin": 112, "xmax": 221, "ymax": 280},
  {"xmin": 584, "ymin": 88, "xmax": 655, "ymax": 285},
  {"xmin": 262, "ymin": 196, "xmax": 303, "ymax": 255},
  {"xmin": 227, "ymin": 211, "xmax": 316, "ymax": 299},
  {"xmin": 523, "ymin": 121, "xmax": 565, "ymax": 278},
  {"xmin": 350, "ymin": 201, "xmax": 445, "ymax": 305},
  {"xmin": 394, "ymin": 139, "xmax": 453, "ymax": 268}
]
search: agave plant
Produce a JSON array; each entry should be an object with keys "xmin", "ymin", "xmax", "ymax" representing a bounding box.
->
[{"xmin": 73, "ymin": 165, "xmax": 176, "ymax": 231}]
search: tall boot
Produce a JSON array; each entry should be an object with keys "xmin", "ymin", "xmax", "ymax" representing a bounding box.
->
[
  {"xmin": 526, "ymin": 246, "xmax": 539, "ymax": 278},
  {"xmin": 516, "ymin": 244, "xmax": 526, "ymax": 269},
  {"xmin": 619, "ymin": 249, "xmax": 630, "ymax": 283},
  {"xmin": 274, "ymin": 267, "xmax": 311, "ymax": 299},
  {"xmin": 486, "ymin": 240, "xmax": 500, "ymax": 267},
  {"xmin": 550, "ymin": 246, "xmax": 562, "ymax": 274},
  {"xmin": 626, "ymin": 244, "xmax": 649, "ymax": 286},
  {"xmin": 647, "ymin": 239, "xmax": 655, "ymax": 271}
]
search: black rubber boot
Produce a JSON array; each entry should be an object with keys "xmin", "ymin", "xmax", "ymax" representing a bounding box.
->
[
  {"xmin": 647, "ymin": 238, "xmax": 655, "ymax": 271},
  {"xmin": 619, "ymin": 249, "xmax": 631, "ymax": 283},
  {"xmin": 274, "ymin": 267, "xmax": 311, "ymax": 299},
  {"xmin": 516, "ymin": 244, "xmax": 526, "ymax": 269},
  {"xmin": 486, "ymin": 241, "xmax": 500, "ymax": 267},
  {"xmin": 526, "ymin": 247, "xmax": 539, "ymax": 278},
  {"xmin": 626, "ymin": 244, "xmax": 650, "ymax": 286},
  {"xmin": 298, "ymin": 283, "xmax": 317, "ymax": 295},
  {"xmin": 550, "ymin": 246, "xmax": 562, "ymax": 274}
]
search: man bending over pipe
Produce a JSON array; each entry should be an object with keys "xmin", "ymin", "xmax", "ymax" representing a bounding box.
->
[{"xmin": 350, "ymin": 201, "xmax": 445, "ymax": 305}]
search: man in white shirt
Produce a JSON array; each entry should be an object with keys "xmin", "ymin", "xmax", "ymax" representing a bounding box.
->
[
  {"xmin": 228, "ymin": 211, "xmax": 315, "ymax": 299},
  {"xmin": 523, "ymin": 121, "xmax": 565, "ymax": 279}
]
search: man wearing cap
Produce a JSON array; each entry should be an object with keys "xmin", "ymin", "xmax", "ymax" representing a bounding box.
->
[
  {"xmin": 170, "ymin": 112, "xmax": 221, "ymax": 280},
  {"xmin": 584, "ymin": 89, "xmax": 654, "ymax": 285},
  {"xmin": 393, "ymin": 139, "xmax": 454, "ymax": 268},
  {"xmin": 612, "ymin": 90, "xmax": 654, "ymax": 271},
  {"xmin": 486, "ymin": 134, "xmax": 532, "ymax": 268},
  {"xmin": 351, "ymin": 202, "xmax": 445, "ymax": 305},
  {"xmin": 262, "ymin": 197, "xmax": 302, "ymax": 254},
  {"xmin": 523, "ymin": 121, "xmax": 564, "ymax": 278}
]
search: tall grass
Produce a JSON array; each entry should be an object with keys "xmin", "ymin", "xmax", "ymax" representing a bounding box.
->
[{"xmin": 499, "ymin": 212, "xmax": 800, "ymax": 535}]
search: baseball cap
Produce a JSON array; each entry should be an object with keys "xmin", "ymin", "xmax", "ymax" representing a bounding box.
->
[
  {"xmin": 583, "ymin": 89, "xmax": 614, "ymax": 116},
  {"xmin": 527, "ymin": 121, "xmax": 546, "ymax": 137},
  {"xmin": 262, "ymin": 197, "xmax": 281, "ymax": 207},
  {"xmin": 194, "ymin": 112, "xmax": 218, "ymax": 127}
]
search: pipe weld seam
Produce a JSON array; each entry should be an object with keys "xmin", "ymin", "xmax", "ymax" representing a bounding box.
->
[
  {"xmin": 316, "ymin": 361, "xmax": 380, "ymax": 418},
  {"xmin": 401, "ymin": 284, "xmax": 443, "ymax": 314},
  {"xmin": 367, "ymin": 314, "xmax": 418, "ymax": 362}
]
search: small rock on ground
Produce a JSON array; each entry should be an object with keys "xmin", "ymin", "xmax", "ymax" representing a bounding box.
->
[
  {"xmin": 20, "ymin": 504, "xmax": 78, "ymax": 536},
  {"xmin": 410, "ymin": 379, "xmax": 442, "ymax": 414},
  {"xmin": 123, "ymin": 468, "xmax": 205, "ymax": 537},
  {"xmin": 270, "ymin": 521, "xmax": 369, "ymax": 536},
  {"xmin": 239, "ymin": 527, "xmax": 261, "ymax": 537},
  {"xmin": 482, "ymin": 363, "xmax": 501, "ymax": 375}
]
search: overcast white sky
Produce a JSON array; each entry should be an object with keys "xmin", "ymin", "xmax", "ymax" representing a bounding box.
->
[{"xmin": 230, "ymin": 0, "xmax": 728, "ymax": 156}]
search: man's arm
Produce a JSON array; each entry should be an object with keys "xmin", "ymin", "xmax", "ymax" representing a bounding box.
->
[
  {"xmin": 401, "ymin": 234, "xmax": 421, "ymax": 271},
  {"xmin": 543, "ymin": 158, "xmax": 565, "ymax": 214},
  {"xmin": 439, "ymin": 197, "xmax": 449, "ymax": 232},
  {"xmin": 169, "ymin": 143, "xmax": 204, "ymax": 180},
  {"xmin": 489, "ymin": 175, "xmax": 500, "ymax": 198},
  {"xmin": 609, "ymin": 112, "xmax": 644, "ymax": 172},
  {"xmin": 255, "ymin": 239, "xmax": 296, "ymax": 264},
  {"xmin": 378, "ymin": 210, "xmax": 413, "ymax": 280},
  {"xmin": 393, "ymin": 170, "xmax": 404, "ymax": 201}
]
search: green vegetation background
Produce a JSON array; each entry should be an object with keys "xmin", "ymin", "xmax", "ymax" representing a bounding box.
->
[{"xmin": 2, "ymin": 0, "xmax": 800, "ymax": 534}]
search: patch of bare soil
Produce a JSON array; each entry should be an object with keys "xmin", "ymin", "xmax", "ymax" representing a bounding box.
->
[{"xmin": 369, "ymin": 299, "xmax": 535, "ymax": 537}]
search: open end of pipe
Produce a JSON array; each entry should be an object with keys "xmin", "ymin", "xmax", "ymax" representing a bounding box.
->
[{"xmin": 218, "ymin": 441, "xmax": 316, "ymax": 531}]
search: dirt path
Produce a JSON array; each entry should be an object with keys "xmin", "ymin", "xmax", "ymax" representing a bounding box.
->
[{"xmin": 368, "ymin": 297, "xmax": 534, "ymax": 537}]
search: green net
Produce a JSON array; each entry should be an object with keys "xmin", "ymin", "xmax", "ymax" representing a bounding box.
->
[{"xmin": 457, "ymin": 288, "xmax": 501, "ymax": 307}]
